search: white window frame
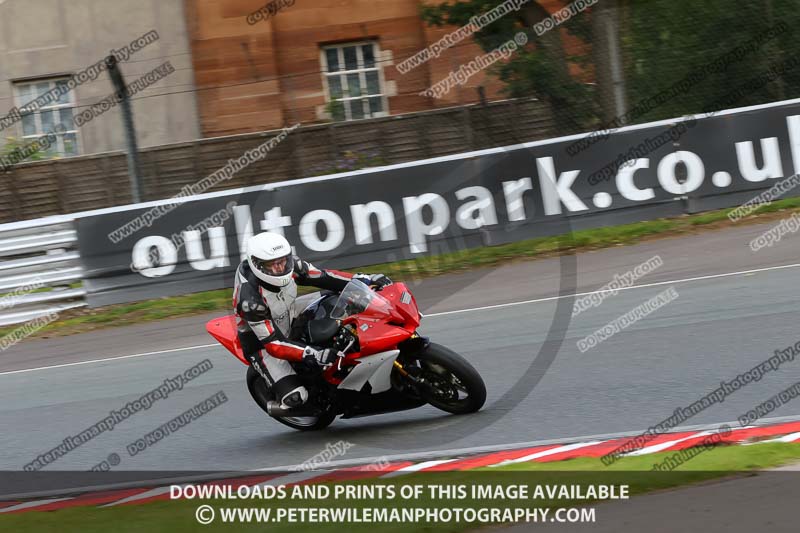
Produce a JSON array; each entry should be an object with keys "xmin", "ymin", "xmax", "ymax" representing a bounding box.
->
[
  {"xmin": 320, "ymin": 41, "xmax": 389, "ymax": 121},
  {"xmin": 13, "ymin": 77, "xmax": 80, "ymax": 158}
]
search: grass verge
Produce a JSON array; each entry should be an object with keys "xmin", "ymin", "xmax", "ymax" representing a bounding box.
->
[
  {"xmin": 1, "ymin": 442, "xmax": 798, "ymax": 533},
  {"xmin": 4, "ymin": 195, "xmax": 800, "ymax": 340}
]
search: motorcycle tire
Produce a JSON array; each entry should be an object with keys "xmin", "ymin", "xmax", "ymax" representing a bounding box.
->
[
  {"xmin": 246, "ymin": 366, "xmax": 336, "ymax": 431},
  {"xmin": 408, "ymin": 342, "xmax": 486, "ymax": 415}
]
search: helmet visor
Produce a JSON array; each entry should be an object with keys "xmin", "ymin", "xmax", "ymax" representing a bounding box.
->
[{"xmin": 251, "ymin": 253, "xmax": 293, "ymax": 277}]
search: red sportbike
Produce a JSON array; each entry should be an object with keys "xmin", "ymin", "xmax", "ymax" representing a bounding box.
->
[{"xmin": 206, "ymin": 279, "xmax": 486, "ymax": 431}]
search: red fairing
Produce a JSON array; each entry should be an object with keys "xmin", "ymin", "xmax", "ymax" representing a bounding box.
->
[
  {"xmin": 354, "ymin": 322, "xmax": 413, "ymax": 355},
  {"xmin": 208, "ymin": 282, "xmax": 423, "ymax": 378},
  {"xmin": 205, "ymin": 315, "xmax": 247, "ymax": 365},
  {"xmin": 322, "ymin": 321, "xmax": 412, "ymax": 384},
  {"xmin": 335, "ymin": 282, "xmax": 421, "ymax": 357},
  {"xmin": 377, "ymin": 282, "xmax": 421, "ymax": 329}
]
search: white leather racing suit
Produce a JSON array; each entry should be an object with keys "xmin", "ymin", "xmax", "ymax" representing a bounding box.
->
[{"xmin": 233, "ymin": 256, "xmax": 356, "ymax": 405}]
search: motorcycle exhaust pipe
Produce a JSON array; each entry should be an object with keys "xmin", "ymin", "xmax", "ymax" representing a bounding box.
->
[{"xmin": 266, "ymin": 401, "xmax": 318, "ymax": 417}]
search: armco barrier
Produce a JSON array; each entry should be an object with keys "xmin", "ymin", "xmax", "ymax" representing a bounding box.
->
[
  {"xmin": 0, "ymin": 216, "xmax": 87, "ymax": 326},
  {"xmin": 3, "ymin": 97, "xmax": 800, "ymax": 312}
]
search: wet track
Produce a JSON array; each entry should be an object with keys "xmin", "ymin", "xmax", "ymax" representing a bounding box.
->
[{"xmin": 3, "ymin": 219, "xmax": 800, "ymax": 482}]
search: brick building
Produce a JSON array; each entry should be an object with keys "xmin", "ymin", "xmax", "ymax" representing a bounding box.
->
[
  {"xmin": 0, "ymin": 0, "xmax": 582, "ymax": 158},
  {"xmin": 185, "ymin": 0, "xmax": 579, "ymax": 137}
]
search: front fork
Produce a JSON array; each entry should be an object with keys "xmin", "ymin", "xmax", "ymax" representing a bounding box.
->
[
  {"xmin": 393, "ymin": 360, "xmax": 410, "ymax": 377},
  {"xmin": 392, "ymin": 335, "xmax": 438, "ymax": 398}
]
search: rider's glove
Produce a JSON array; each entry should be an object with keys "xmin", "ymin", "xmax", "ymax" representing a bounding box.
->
[
  {"xmin": 355, "ymin": 273, "xmax": 393, "ymax": 290},
  {"xmin": 303, "ymin": 346, "xmax": 342, "ymax": 369},
  {"xmin": 370, "ymin": 274, "xmax": 392, "ymax": 290}
]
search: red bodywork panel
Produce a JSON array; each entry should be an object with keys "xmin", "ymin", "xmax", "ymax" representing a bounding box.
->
[
  {"xmin": 205, "ymin": 282, "xmax": 421, "ymax": 376},
  {"xmin": 350, "ymin": 321, "xmax": 412, "ymax": 355},
  {"xmin": 375, "ymin": 283, "xmax": 421, "ymax": 330},
  {"xmin": 205, "ymin": 314, "xmax": 248, "ymax": 365}
]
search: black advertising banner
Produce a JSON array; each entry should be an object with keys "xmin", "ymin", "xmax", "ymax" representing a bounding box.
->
[{"xmin": 76, "ymin": 100, "xmax": 800, "ymax": 307}]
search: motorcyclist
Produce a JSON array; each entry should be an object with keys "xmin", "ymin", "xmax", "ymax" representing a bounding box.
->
[{"xmin": 233, "ymin": 232, "xmax": 392, "ymax": 409}]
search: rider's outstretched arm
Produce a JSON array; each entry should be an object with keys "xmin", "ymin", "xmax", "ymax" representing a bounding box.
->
[
  {"xmin": 248, "ymin": 317, "xmax": 309, "ymax": 362},
  {"xmin": 292, "ymin": 257, "xmax": 353, "ymax": 292},
  {"xmin": 292, "ymin": 257, "xmax": 393, "ymax": 292},
  {"xmin": 245, "ymin": 313, "xmax": 336, "ymax": 367}
]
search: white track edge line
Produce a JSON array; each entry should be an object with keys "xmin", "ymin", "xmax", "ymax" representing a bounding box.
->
[
  {"xmin": 0, "ymin": 344, "xmax": 219, "ymax": 376},
  {"xmin": 5, "ymin": 260, "xmax": 800, "ymax": 376},
  {"xmin": 424, "ymin": 262, "xmax": 800, "ymax": 317}
]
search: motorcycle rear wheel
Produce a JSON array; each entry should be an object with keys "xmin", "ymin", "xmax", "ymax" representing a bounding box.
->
[
  {"xmin": 246, "ymin": 366, "xmax": 336, "ymax": 431},
  {"xmin": 404, "ymin": 342, "xmax": 486, "ymax": 414}
]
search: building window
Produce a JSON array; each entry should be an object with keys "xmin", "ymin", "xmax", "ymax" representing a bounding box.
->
[
  {"xmin": 13, "ymin": 78, "xmax": 79, "ymax": 157},
  {"xmin": 321, "ymin": 42, "xmax": 387, "ymax": 121}
]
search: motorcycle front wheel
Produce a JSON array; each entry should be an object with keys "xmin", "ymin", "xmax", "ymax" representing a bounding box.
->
[
  {"xmin": 402, "ymin": 342, "xmax": 486, "ymax": 414},
  {"xmin": 246, "ymin": 366, "xmax": 336, "ymax": 431}
]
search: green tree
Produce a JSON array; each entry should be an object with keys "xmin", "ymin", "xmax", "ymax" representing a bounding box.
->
[
  {"xmin": 621, "ymin": 0, "xmax": 800, "ymax": 122},
  {"xmin": 421, "ymin": 0, "xmax": 600, "ymax": 132},
  {"xmin": 0, "ymin": 135, "xmax": 51, "ymax": 170},
  {"xmin": 422, "ymin": 0, "xmax": 800, "ymax": 134}
]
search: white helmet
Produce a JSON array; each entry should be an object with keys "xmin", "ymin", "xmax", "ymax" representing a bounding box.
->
[{"xmin": 246, "ymin": 232, "xmax": 294, "ymax": 287}]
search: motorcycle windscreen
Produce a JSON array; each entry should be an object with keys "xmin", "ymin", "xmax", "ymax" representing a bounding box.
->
[{"xmin": 330, "ymin": 279, "xmax": 394, "ymax": 321}]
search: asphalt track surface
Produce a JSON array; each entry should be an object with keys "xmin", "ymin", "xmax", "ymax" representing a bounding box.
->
[{"xmin": 3, "ymin": 218, "xmax": 800, "ymax": 483}]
